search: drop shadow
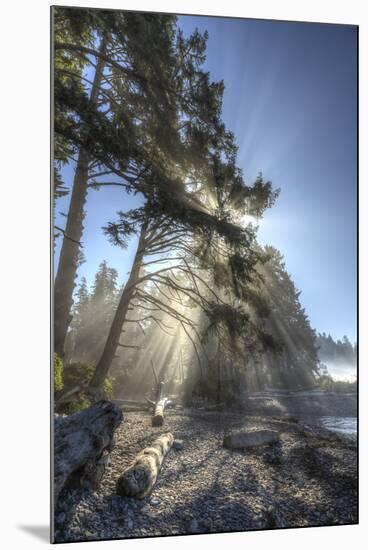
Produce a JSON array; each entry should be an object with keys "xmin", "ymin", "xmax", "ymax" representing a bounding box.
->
[{"xmin": 17, "ymin": 524, "xmax": 50, "ymax": 543}]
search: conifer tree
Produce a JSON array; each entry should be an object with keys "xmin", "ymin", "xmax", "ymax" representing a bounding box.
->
[
  {"xmin": 65, "ymin": 263, "xmax": 120, "ymax": 364},
  {"xmin": 53, "ymin": 8, "xmax": 270, "ymax": 357},
  {"xmin": 258, "ymin": 246, "xmax": 319, "ymax": 389}
]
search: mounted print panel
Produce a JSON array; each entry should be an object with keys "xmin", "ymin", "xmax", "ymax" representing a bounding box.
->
[{"xmin": 51, "ymin": 5, "xmax": 358, "ymax": 543}]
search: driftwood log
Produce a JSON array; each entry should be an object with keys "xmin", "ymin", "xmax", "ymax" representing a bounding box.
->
[
  {"xmin": 53, "ymin": 401, "xmax": 122, "ymax": 502},
  {"xmin": 149, "ymin": 380, "xmax": 172, "ymax": 426},
  {"xmin": 152, "ymin": 398, "xmax": 171, "ymax": 426},
  {"xmin": 116, "ymin": 432, "xmax": 174, "ymax": 498}
]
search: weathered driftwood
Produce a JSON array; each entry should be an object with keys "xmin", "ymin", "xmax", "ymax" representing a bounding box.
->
[
  {"xmin": 223, "ymin": 430, "xmax": 279, "ymax": 450},
  {"xmin": 149, "ymin": 379, "xmax": 173, "ymax": 426},
  {"xmin": 116, "ymin": 432, "xmax": 174, "ymax": 498},
  {"xmin": 152, "ymin": 398, "xmax": 171, "ymax": 426},
  {"xmin": 54, "ymin": 401, "xmax": 123, "ymax": 502}
]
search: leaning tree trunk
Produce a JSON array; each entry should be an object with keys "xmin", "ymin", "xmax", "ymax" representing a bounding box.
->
[
  {"xmin": 88, "ymin": 226, "xmax": 147, "ymax": 394},
  {"xmin": 54, "ymin": 35, "xmax": 108, "ymax": 357},
  {"xmin": 116, "ymin": 433, "xmax": 173, "ymax": 498},
  {"xmin": 53, "ymin": 401, "xmax": 122, "ymax": 503}
]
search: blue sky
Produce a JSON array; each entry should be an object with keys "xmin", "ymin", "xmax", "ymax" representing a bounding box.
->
[{"xmin": 55, "ymin": 15, "xmax": 357, "ymax": 342}]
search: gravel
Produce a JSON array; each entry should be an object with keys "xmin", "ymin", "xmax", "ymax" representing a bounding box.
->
[{"xmin": 54, "ymin": 410, "xmax": 357, "ymax": 543}]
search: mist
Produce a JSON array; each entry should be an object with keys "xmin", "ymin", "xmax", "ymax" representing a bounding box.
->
[{"xmin": 324, "ymin": 361, "xmax": 357, "ymax": 382}]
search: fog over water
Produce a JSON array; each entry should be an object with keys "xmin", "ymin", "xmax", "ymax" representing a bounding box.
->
[{"xmin": 325, "ymin": 361, "xmax": 357, "ymax": 382}]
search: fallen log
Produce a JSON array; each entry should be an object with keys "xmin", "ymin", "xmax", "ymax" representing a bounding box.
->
[
  {"xmin": 116, "ymin": 432, "xmax": 174, "ymax": 498},
  {"xmin": 150, "ymin": 379, "xmax": 172, "ymax": 426},
  {"xmin": 152, "ymin": 398, "xmax": 171, "ymax": 427},
  {"xmin": 53, "ymin": 401, "xmax": 122, "ymax": 503}
]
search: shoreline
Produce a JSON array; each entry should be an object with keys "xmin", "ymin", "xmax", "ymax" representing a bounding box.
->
[
  {"xmin": 55, "ymin": 409, "xmax": 357, "ymax": 543},
  {"xmin": 239, "ymin": 390, "xmax": 357, "ymax": 419}
]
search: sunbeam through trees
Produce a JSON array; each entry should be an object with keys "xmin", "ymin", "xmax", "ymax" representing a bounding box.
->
[{"xmin": 52, "ymin": 6, "xmax": 357, "ymax": 544}]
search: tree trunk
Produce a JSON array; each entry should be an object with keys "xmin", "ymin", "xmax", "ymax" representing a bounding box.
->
[
  {"xmin": 54, "ymin": 35, "xmax": 108, "ymax": 357},
  {"xmin": 53, "ymin": 401, "xmax": 122, "ymax": 503},
  {"xmin": 89, "ymin": 226, "xmax": 147, "ymax": 393},
  {"xmin": 116, "ymin": 433, "xmax": 174, "ymax": 498}
]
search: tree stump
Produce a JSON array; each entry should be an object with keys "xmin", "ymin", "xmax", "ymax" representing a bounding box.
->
[
  {"xmin": 116, "ymin": 432, "xmax": 174, "ymax": 498},
  {"xmin": 53, "ymin": 401, "xmax": 123, "ymax": 502}
]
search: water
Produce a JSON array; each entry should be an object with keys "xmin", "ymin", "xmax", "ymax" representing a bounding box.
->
[{"xmin": 320, "ymin": 416, "xmax": 357, "ymax": 436}]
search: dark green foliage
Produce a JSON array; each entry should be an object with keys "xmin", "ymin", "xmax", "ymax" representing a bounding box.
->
[
  {"xmin": 54, "ymin": 7, "xmax": 278, "ymax": 254},
  {"xmin": 60, "ymin": 362, "xmax": 113, "ymax": 413},
  {"xmin": 53, "ymin": 166, "xmax": 69, "ymax": 202},
  {"xmin": 204, "ymin": 303, "xmax": 250, "ymax": 340},
  {"xmin": 246, "ymin": 173, "xmax": 279, "ymax": 217},
  {"xmin": 53, "ymin": 7, "xmax": 281, "ymax": 364},
  {"xmin": 62, "ymin": 362, "xmax": 113, "ymax": 394},
  {"xmin": 53, "ymin": 7, "xmax": 95, "ymax": 167}
]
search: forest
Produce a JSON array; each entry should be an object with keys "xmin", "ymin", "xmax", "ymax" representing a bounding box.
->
[
  {"xmin": 52, "ymin": 8, "xmax": 357, "ymax": 543},
  {"xmin": 316, "ymin": 333, "xmax": 357, "ymax": 366}
]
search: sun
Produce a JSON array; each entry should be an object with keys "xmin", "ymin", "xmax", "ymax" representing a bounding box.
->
[{"xmin": 240, "ymin": 213, "xmax": 258, "ymax": 227}]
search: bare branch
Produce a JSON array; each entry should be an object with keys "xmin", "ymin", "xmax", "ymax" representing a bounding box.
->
[{"xmin": 54, "ymin": 226, "xmax": 83, "ymax": 247}]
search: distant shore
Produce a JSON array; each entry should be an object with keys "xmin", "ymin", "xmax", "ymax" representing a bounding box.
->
[{"xmin": 240, "ymin": 390, "xmax": 357, "ymax": 419}]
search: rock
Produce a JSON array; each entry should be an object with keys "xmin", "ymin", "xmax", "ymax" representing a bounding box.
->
[
  {"xmin": 150, "ymin": 497, "xmax": 161, "ymax": 506},
  {"xmin": 223, "ymin": 430, "xmax": 279, "ymax": 449},
  {"xmin": 173, "ymin": 439, "xmax": 184, "ymax": 450}
]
